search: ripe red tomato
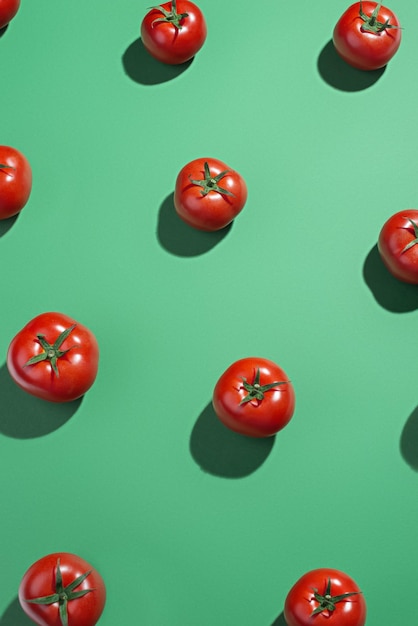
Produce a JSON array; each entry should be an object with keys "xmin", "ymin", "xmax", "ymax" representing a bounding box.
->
[
  {"xmin": 19, "ymin": 552, "xmax": 106, "ymax": 626},
  {"xmin": 377, "ymin": 209, "xmax": 418, "ymax": 283},
  {"xmin": 0, "ymin": 0, "xmax": 20, "ymax": 29},
  {"xmin": 284, "ymin": 568, "xmax": 366, "ymax": 626},
  {"xmin": 174, "ymin": 157, "xmax": 247, "ymax": 231},
  {"xmin": 0, "ymin": 145, "xmax": 32, "ymax": 220},
  {"xmin": 333, "ymin": 2, "xmax": 401, "ymax": 70},
  {"xmin": 7, "ymin": 312, "xmax": 99, "ymax": 403},
  {"xmin": 141, "ymin": 0, "xmax": 207, "ymax": 65},
  {"xmin": 212, "ymin": 357, "xmax": 295, "ymax": 438}
]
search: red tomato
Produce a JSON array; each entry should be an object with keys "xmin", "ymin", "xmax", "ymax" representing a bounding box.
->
[
  {"xmin": 212, "ymin": 357, "xmax": 295, "ymax": 437},
  {"xmin": 7, "ymin": 312, "xmax": 99, "ymax": 403},
  {"xmin": 0, "ymin": 145, "xmax": 32, "ymax": 220},
  {"xmin": 0, "ymin": 0, "xmax": 20, "ymax": 29},
  {"xmin": 377, "ymin": 209, "xmax": 418, "ymax": 283},
  {"xmin": 141, "ymin": 0, "xmax": 206, "ymax": 65},
  {"xmin": 284, "ymin": 568, "xmax": 366, "ymax": 626},
  {"xmin": 19, "ymin": 552, "xmax": 106, "ymax": 626},
  {"xmin": 174, "ymin": 157, "xmax": 247, "ymax": 231},
  {"xmin": 333, "ymin": 2, "xmax": 401, "ymax": 70}
]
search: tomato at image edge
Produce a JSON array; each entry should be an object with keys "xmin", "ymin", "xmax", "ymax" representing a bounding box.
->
[
  {"xmin": 0, "ymin": 0, "xmax": 20, "ymax": 29},
  {"xmin": 333, "ymin": 1, "xmax": 401, "ymax": 71},
  {"xmin": 212, "ymin": 357, "xmax": 295, "ymax": 437},
  {"xmin": 174, "ymin": 157, "xmax": 248, "ymax": 231},
  {"xmin": 377, "ymin": 209, "xmax": 418, "ymax": 283},
  {"xmin": 0, "ymin": 145, "xmax": 32, "ymax": 220},
  {"xmin": 19, "ymin": 552, "xmax": 106, "ymax": 626},
  {"xmin": 284, "ymin": 567, "xmax": 367, "ymax": 626},
  {"xmin": 7, "ymin": 312, "xmax": 99, "ymax": 403},
  {"xmin": 141, "ymin": 0, "xmax": 207, "ymax": 65}
]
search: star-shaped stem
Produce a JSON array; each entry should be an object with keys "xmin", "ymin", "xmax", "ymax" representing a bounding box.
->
[
  {"xmin": 23, "ymin": 324, "xmax": 77, "ymax": 376},
  {"xmin": 401, "ymin": 218, "xmax": 418, "ymax": 254},
  {"xmin": 240, "ymin": 368, "xmax": 287, "ymax": 405},
  {"xmin": 24, "ymin": 559, "xmax": 95, "ymax": 626},
  {"xmin": 311, "ymin": 578, "xmax": 361, "ymax": 616},
  {"xmin": 359, "ymin": 1, "xmax": 400, "ymax": 33},
  {"xmin": 150, "ymin": 0, "xmax": 189, "ymax": 29},
  {"xmin": 189, "ymin": 161, "xmax": 235, "ymax": 198}
]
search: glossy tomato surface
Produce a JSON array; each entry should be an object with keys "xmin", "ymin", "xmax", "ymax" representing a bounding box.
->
[
  {"xmin": 7, "ymin": 312, "xmax": 99, "ymax": 402},
  {"xmin": 141, "ymin": 0, "xmax": 207, "ymax": 65},
  {"xmin": 0, "ymin": 145, "xmax": 32, "ymax": 219},
  {"xmin": 284, "ymin": 568, "xmax": 366, "ymax": 626},
  {"xmin": 0, "ymin": 0, "xmax": 20, "ymax": 29},
  {"xmin": 378, "ymin": 209, "xmax": 418, "ymax": 283},
  {"xmin": 333, "ymin": 2, "xmax": 401, "ymax": 70},
  {"xmin": 212, "ymin": 357, "xmax": 295, "ymax": 437},
  {"xmin": 174, "ymin": 157, "xmax": 247, "ymax": 231},
  {"xmin": 19, "ymin": 552, "xmax": 106, "ymax": 626}
]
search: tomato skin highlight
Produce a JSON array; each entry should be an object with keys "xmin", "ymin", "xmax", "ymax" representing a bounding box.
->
[
  {"xmin": 0, "ymin": 145, "xmax": 32, "ymax": 219},
  {"xmin": 284, "ymin": 568, "xmax": 366, "ymax": 626},
  {"xmin": 378, "ymin": 209, "xmax": 418, "ymax": 283},
  {"xmin": 174, "ymin": 157, "xmax": 247, "ymax": 231},
  {"xmin": 141, "ymin": 0, "xmax": 207, "ymax": 65},
  {"xmin": 19, "ymin": 552, "xmax": 106, "ymax": 626},
  {"xmin": 0, "ymin": 0, "xmax": 20, "ymax": 29},
  {"xmin": 333, "ymin": 2, "xmax": 401, "ymax": 70},
  {"xmin": 212, "ymin": 357, "xmax": 295, "ymax": 438},
  {"xmin": 7, "ymin": 312, "xmax": 99, "ymax": 403}
]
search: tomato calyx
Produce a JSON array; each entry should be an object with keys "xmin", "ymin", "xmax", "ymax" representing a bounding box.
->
[
  {"xmin": 189, "ymin": 161, "xmax": 235, "ymax": 198},
  {"xmin": 0, "ymin": 163, "xmax": 15, "ymax": 174},
  {"xmin": 150, "ymin": 0, "xmax": 189, "ymax": 30},
  {"xmin": 23, "ymin": 558, "xmax": 95, "ymax": 626},
  {"xmin": 311, "ymin": 578, "xmax": 361, "ymax": 616},
  {"xmin": 240, "ymin": 367, "xmax": 287, "ymax": 405},
  {"xmin": 401, "ymin": 218, "xmax": 418, "ymax": 254},
  {"xmin": 23, "ymin": 324, "xmax": 77, "ymax": 377},
  {"xmin": 359, "ymin": 1, "xmax": 399, "ymax": 33}
]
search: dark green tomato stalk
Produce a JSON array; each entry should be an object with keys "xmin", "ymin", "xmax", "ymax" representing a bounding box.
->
[
  {"xmin": 151, "ymin": 0, "xmax": 188, "ymax": 29},
  {"xmin": 311, "ymin": 578, "xmax": 361, "ymax": 616},
  {"xmin": 240, "ymin": 368, "xmax": 287, "ymax": 405},
  {"xmin": 24, "ymin": 558, "xmax": 94, "ymax": 626},
  {"xmin": 189, "ymin": 161, "xmax": 235, "ymax": 198},
  {"xmin": 359, "ymin": 1, "xmax": 399, "ymax": 33},
  {"xmin": 23, "ymin": 324, "xmax": 77, "ymax": 377},
  {"xmin": 0, "ymin": 164, "xmax": 14, "ymax": 173},
  {"xmin": 401, "ymin": 218, "xmax": 418, "ymax": 254}
]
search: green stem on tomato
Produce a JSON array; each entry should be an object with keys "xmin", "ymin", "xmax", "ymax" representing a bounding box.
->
[
  {"xmin": 239, "ymin": 368, "xmax": 287, "ymax": 405},
  {"xmin": 150, "ymin": 0, "xmax": 189, "ymax": 29},
  {"xmin": 23, "ymin": 324, "xmax": 77, "ymax": 377},
  {"xmin": 23, "ymin": 559, "xmax": 94, "ymax": 626},
  {"xmin": 311, "ymin": 578, "xmax": 361, "ymax": 616},
  {"xmin": 359, "ymin": 1, "xmax": 400, "ymax": 33},
  {"xmin": 401, "ymin": 218, "xmax": 418, "ymax": 254},
  {"xmin": 189, "ymin": 161, "xmax": 236, "ymax": 198}
]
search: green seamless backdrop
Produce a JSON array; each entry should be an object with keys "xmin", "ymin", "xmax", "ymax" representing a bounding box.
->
[{"xmin": 1, "ymin": 1, "xmax": 418, "ymax": 625}]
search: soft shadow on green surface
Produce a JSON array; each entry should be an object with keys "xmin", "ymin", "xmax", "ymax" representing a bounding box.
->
[
  {"xmin": 0, "ymin": 597, "xmax": 33, "ymax": 626},
  {"xmin": 271, "ymin": 611, "xmax": 286, "ymax": 626},
  {"xmin": 400, "ymin": 406, "xmax": 418, "ymax": 470},
  {"xmin": 0, "ymin": 25, "xmax": 8, "ymax": 38},
  {"xmin": 317, "ymin": 40, "xmax": 385, "ymax": 91},
  {"xmin": 0, "ymin": 364, "xmax": 82, "ymax": 438},
  {"xmin": 157, "ymin": 192, "xmax": 232, "ymax": 256},
  {"xmin": 122, "ymin": 37, "xmax": 193, "ymax": 85},
  {"xmin": 363, "ymin": 244, "xmax": 418, "ymax": 313},
  {"xmin": 0, "ymin": 214, "xmax": 19, "ymax": 237},
  {"xmin": 190, "ymin": 401, "xmax": 275, "ymax": 478}
]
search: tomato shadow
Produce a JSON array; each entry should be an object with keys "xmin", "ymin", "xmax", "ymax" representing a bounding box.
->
[
  {"xmin": 157, "ymin": 192, "xmax": 232, "ymax": 256},
  {"xmin": 189, "ymin": 401, "xmax": 275, "ymax": 478},
  {"xmin": 0, "ymin": 213, "xmax": 19, "ymax": 237},
  {"xmin": 363, "ymin": 244, "xmax": 418, "ymax": 313},
  {"xmin": 0, "ymin": 363, "xmax": 82, "ymax": 438},
  {"xmin": 400, "ymin": 405, "xmax": 418, "ymax": 471},
  {"xmin": 0, "ymin": 597, "xmax": 33, "ymax": 626},
  {"xmin": 270, "ymin": 612, "xmax": 286, "ymax": 626},
  {"xmin": 317, "ymin": 40, "xmax": 385, "ymax": 91},
  {"xmin": 0, "ymin": 25, "xmax": 8, "ymax": 38},
  {"xmin": 122, "ymin": 37, "xmax": 193, "ymax": 85}
]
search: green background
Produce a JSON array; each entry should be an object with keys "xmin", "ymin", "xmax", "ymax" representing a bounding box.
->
[{"xmin": 1, "ymin": 1, "xmax": 418, "ymax": 624}]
